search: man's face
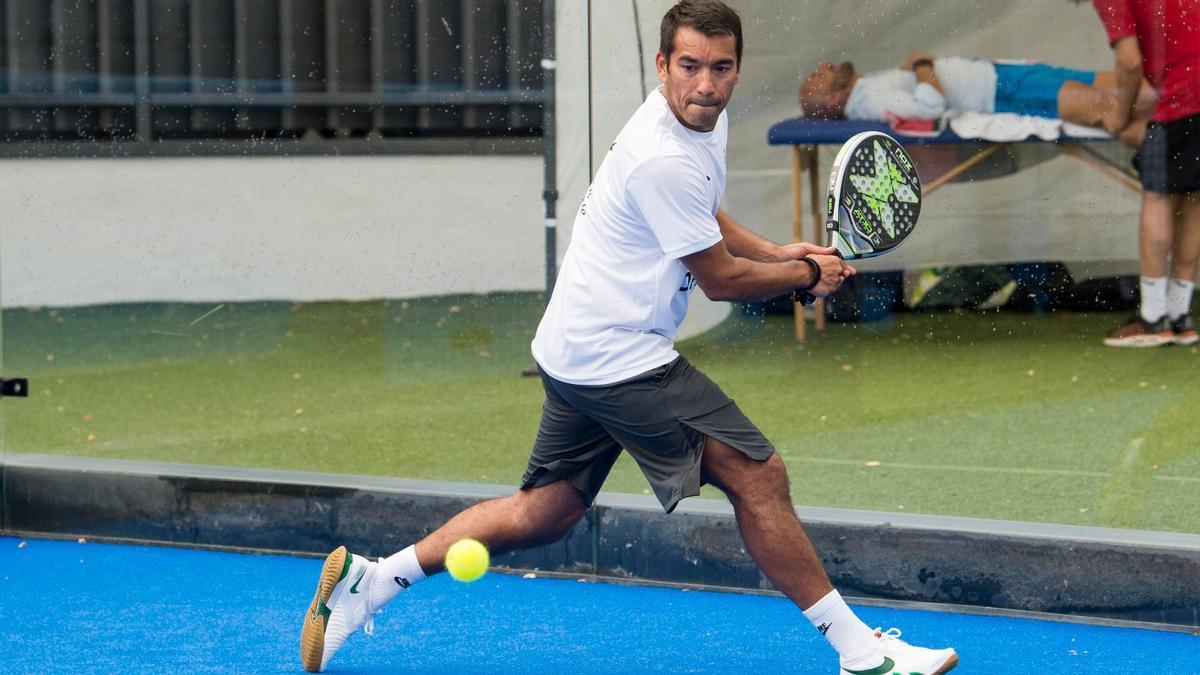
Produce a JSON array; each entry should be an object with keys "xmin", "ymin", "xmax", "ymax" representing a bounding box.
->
[
  {"xmin": 655, "ymin": 26, "xmax": 739, "ymax": 133},
  {"xmin": 800, "ymin": 61, "xmax": 855, "ymax": 118}
]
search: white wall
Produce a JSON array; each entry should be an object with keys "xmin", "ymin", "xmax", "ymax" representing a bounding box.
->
[{"xmin": 0, "ymin": 155, "xmax": 545, "ymax": 308}]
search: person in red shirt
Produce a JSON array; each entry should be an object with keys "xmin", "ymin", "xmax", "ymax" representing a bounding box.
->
[{"xmin": 1095, "ymin": 0, "xmax": 1200, "ymax": 347}]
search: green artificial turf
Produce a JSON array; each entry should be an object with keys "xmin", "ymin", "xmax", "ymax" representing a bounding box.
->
[{"xmin": 3, "ymin": 293, "xmax": 1198, "ymax": 533}]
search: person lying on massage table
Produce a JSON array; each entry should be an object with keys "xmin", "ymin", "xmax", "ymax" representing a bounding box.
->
[{"xmin": 799, "ymin": 52, "xmax": 1154, "ymax": 147}]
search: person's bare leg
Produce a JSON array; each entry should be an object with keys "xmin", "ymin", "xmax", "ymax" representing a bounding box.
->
[
  {"xmin": 700, "ymin": 437, "xmax": 832, "ymax": 609},
  {"xmin": 1169, "ymin": 193, "xmax": 1200, "ymax": 282},
  {"xmin": 1142, "ymin": 191, "xmax": 1178, "ymax": 279},
  {"xmin": 1057, "ymin": 80, "xmax": 1110, "ymax": 127},
  {"xmin": 413, "ymin": 480, "xmax": 587, "ymax": 574},
  {"xmin": 1059, "ymin": 79, "xmax": 1152, "ymax": 148},
  {"xmin": 1092, "ymin": 72, "xmax": 1157, "ymax": 114}
]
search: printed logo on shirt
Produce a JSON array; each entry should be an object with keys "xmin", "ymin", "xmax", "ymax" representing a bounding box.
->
[{"xmin": 679, "ymin": 271, "xmax": 698, "ymax": 293}]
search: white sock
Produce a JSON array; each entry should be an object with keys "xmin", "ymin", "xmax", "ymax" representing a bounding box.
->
[
  {"xmin": 1140, "ymin": 276, "xmax": 1167, "ymax": 323},
  {"xmin": 370, "ymin": 545, "xmax": 426, "ymax": 608},
  {"xmin": 803, "ymin": 589, "xmax": 878, "ymax": 662},
  {"xmin": 1166, "ymin": 278, "xmax": 1195, "ymax": 320}
]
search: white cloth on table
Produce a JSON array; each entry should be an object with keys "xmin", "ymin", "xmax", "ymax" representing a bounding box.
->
[{"xmin": 948, "ymin": 111, "xmax": 1113, "ymax": 142}]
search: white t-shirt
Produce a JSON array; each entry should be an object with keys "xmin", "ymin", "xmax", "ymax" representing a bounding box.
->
[
  {"xmin": 844, "ymin": 56, "xmax": 997, "ymax": 120},
  {"xmin": 531, "ymin": 87, "xmax": 726, "ymax": 385}
]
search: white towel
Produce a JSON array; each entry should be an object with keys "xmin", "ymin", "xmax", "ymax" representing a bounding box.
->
[
  {"xmin": 948, "ymin": 111, "xmax": 1113, "ymax": 142},
  {"xmin": 949, "ymin": 111, "xmax": 1061, "ymax": 141}
]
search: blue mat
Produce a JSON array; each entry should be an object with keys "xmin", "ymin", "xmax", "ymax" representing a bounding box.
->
[{"xmin": 1, "ymin": 537, "xmax": 1196, "ymax": 673}]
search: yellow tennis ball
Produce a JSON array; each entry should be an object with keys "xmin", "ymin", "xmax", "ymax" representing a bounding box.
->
[{"xmin": 445, "ymin": 538, "xmax": 489, "ymax": 583}]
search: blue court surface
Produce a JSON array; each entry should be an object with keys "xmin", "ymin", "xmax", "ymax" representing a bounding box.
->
[{"xmin": 1, "ymin": 536, "xmax": 1197, "ymax": 673}]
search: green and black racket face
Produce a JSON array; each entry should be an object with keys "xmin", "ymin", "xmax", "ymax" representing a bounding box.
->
[{"xmin": 826, "ymin": 131, "xmax": 922, "ymax": 260}]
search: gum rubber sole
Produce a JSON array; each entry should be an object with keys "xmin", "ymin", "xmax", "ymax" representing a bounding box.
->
[
  {"xmin": 934, "ymin": 652, "xmax": 959, "ymax": 674},
  {"xmin": 1102, "ymin": 335, "xmax": 1174, "ymax": 348},
  {"xmin": 301, "ymin": 546, "xmax": 348, "ymax": 673}
]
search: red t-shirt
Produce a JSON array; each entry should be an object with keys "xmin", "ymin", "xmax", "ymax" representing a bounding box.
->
[{"xmin": 1094, "ymin": 0, "xmax": 1200, "ymax": 121}]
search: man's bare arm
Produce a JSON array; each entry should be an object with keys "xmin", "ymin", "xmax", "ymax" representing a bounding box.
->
[
  {"xmin": 1106, "ymin": 36, "xmax": 1144, "ymax": 135},
  {"xmin": 911, "ymin": 59, "xmax": 944, "ymax": 95},
  {"xmin": 716, "ymin": 209, "xmax": 783, "ymax": 261},
  {"xmin": 717, "ymin": 209, "xmax": 852, "ymax": 266},
  {"xmin": 898, "ymin": 51, "xmax": 936, "ymax": 70},
  {"xmin": 681, "ymin": 239, "xmax": 851, "ymax": 303}
]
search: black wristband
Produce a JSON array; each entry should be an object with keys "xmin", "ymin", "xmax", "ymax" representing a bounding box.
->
[
  {"xmin": 796, "ymin": 256, "xmax": 821, "ymax": 291},
  {"xmin": 912, "ymin": 58, "xmax": 934, "ymax": 71}
]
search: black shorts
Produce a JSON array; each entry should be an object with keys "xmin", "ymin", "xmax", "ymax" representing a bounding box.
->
[
  {"xmin": 1137, "ymin": 112, "xmax": 1200, "ymax": 194},
  {"xmin": 522, "ymin": 356, "xmax": 774, "ymax": 513}
]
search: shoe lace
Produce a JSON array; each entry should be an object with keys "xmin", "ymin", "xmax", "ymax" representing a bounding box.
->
[
  {"xmin": 841, "ymin": 628, "xmax": 905, "ymax": 671},
  {"xmin": 872, "ymin": 627, "xmax": 903, "ymax": 644}
]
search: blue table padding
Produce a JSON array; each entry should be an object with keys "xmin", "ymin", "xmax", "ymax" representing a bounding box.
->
[
  {"xmin": 768, "ymin": 117, "xmax": 968, "ymax": 145},
  {"xmin": 767, "ymin": 117, "xmax": 1102, "ymax": 146}
]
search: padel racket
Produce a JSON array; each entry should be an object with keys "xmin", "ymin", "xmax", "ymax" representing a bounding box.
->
[{"xmin": 798, "ymin": 131, "xmax": 922, "ymax": 305}]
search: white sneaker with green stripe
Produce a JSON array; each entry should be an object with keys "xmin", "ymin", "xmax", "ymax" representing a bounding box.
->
[
  {"xmin": 838, "ymin": 627, "xmax": 958, "ymax": 674},
  {"xmin": 301, "ymin": 546, "xmax": 380, "ymax": 672}
]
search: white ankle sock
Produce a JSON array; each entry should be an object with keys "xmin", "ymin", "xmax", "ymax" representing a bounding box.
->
[
  {"xmin": 803, "ymin": 589, "xmax": 877, "ymax": 660},
  {"xmin": 1166, "ymin": 278, "xmax": 1195, "ymax": 320},
  {"xmin": 1140, "ymin": 276, "xmax": 1167, "ymax": 323},
  {"xmin": 370, "ymin": 545, "xmax": 426, "ymax": 608}
]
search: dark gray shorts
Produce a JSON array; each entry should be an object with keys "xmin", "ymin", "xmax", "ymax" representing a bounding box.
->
[
  {"xmin": 1137, "ymin": 113, "xmax": 1200, "ymax": 194},
  {"xmin": 521, "ymin": 356, "xmax": 774, "ymax": 513}
]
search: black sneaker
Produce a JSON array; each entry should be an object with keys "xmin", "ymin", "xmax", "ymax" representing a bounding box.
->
[
  {"xmin": 1103, "ymin": 314, "xmax": 1174, "ymax": 347},
  {"xmin": 1171, "ymin": 315, "xmax": 1199, "ymax": 346}
]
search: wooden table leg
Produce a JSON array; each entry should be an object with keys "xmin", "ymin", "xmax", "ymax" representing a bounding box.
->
[
  {"xmin": 807, "ymin": 145, "xmax": 825, "ymax": 334},
  {"xmin": 791, "ymin": 145, "xmax": 806, "ymax": 342}
]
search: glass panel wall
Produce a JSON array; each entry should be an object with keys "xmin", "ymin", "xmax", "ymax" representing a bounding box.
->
[
  {"xmin": 561, "ymin": 0, "xmax": 1199, "ymax": 534},
  {"xmin": 0, "ymin": 0, "xmax": 550, "ymax": 483},
  {"xmin": 685, "ymin": 0, "xmax": 1197, "ymax": 533}
]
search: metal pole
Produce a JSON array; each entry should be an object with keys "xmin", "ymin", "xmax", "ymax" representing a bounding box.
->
[
  {"xmin": 133, "ymin": 0, "xmax": 151, "ymax": 141},
  {"xmin": 541, "ymin": 0, "xmax": 558, "ymax": 305},
  {"xmin": 523, "ymin": 0, "xmax": 557, "ymax": 377}
]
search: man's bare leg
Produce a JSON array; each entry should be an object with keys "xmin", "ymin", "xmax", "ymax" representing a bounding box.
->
[
  {"xmin": 413, "ymin": 480, "xmax": 588, "ymax": 574},
  {"xmin": 699, "ymin": 437, "xmax": 832, "ymax": 609},
  {"xmin": 1141, "ymin": 190, "xmax": 1178, "ymax": 279},
  {"xmin": 699, "ymin": 437, "xmax": 957, "ymax": 672},
  {"xmin": 1058, "ymin": 79, "xmax": 1151, "ymax": 148},
  {"xmin": 1092, "ymin": 71, "xmax": 1157, "ymax": 115},
  {"xmin": 1058, "ymin": 80, "xmax": 1111, "ymax": 128},
  {"xmin": 1170, "ymin": 193, "xmax": 1200, "ymax": 282},
  {"xmin": 303, "ymin": 480, "xmax": 587, "ymax": 671}
]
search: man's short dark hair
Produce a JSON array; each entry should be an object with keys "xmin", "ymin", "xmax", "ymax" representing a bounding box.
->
[{"xmin": 659, "ymin": 0, "xmax": 743, "ymax": 68}]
